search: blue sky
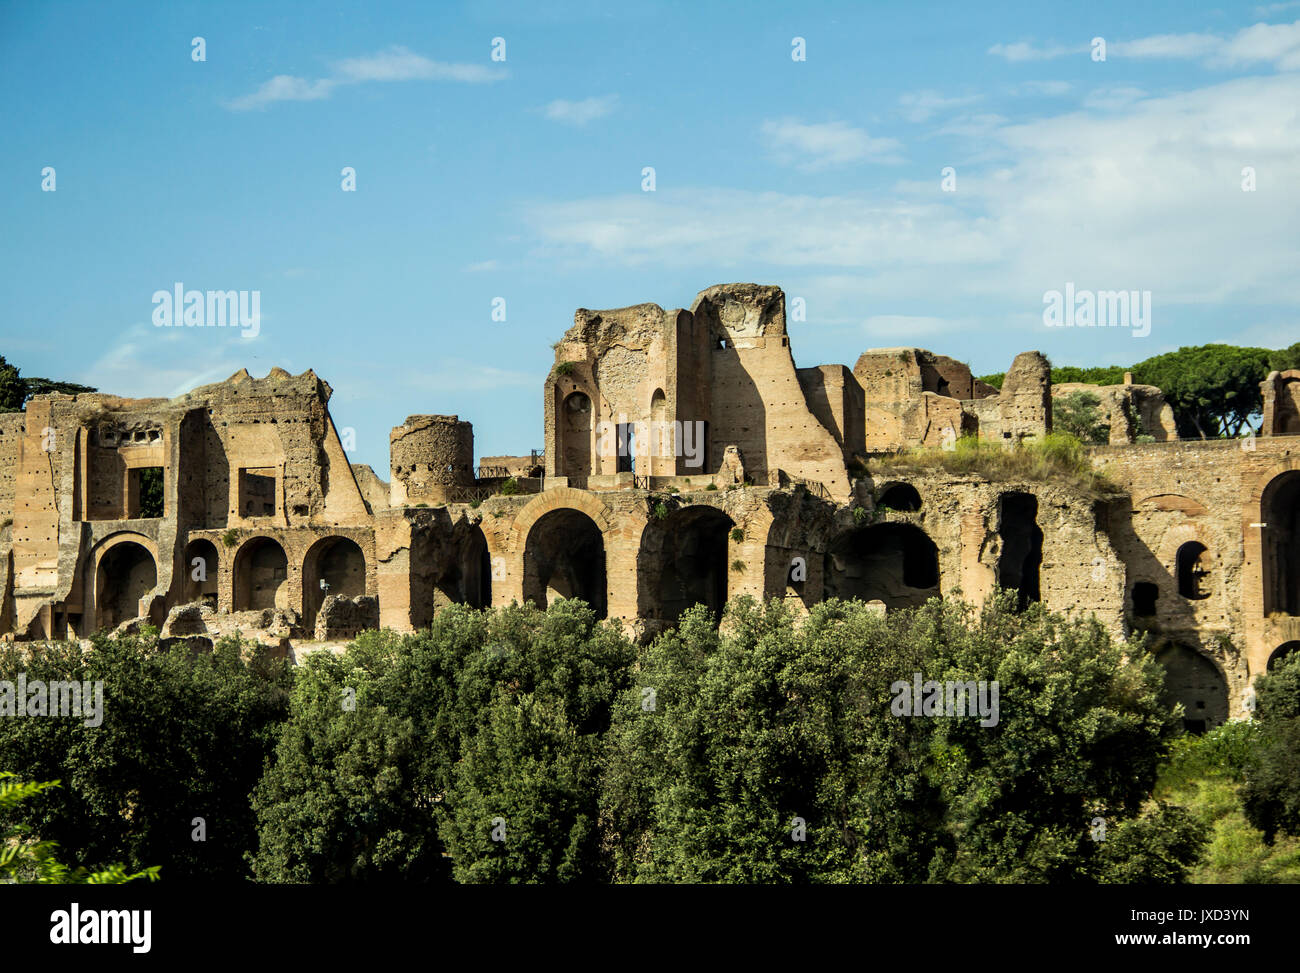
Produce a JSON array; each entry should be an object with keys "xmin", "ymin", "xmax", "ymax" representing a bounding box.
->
[{"xmin": 3, "ymin": 0, "xmax": 1298, "ymax": 473}]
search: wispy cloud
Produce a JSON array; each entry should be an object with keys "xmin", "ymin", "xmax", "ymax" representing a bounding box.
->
[
  {"xmin": 897, "ymin": 90, "xmax": 982, "ymax": 123},
  {"xmin": 988, "ymin": 20, "xmax": 1300, "ymax": 69},
  {"xmin": 525, "ymin": 73, "xmax": 1300, "ymax": 317},
  {"xmin": 225, "ymin": 45, "xmax": 507, "ymax": 111},
  {"xmin": 226, "ymin": 76, "xmax": 337, "ymax": 111},
  {"xmin": 541, "ymin": 94, "xmax": 618, "ymax": 125},
  {"xmin": 987, "ymin": 41, "xmax": 1084, "ymax": 62},
  {"xmin": 760, "ymin": 118, "xmax": 902, "ymax": 170}
]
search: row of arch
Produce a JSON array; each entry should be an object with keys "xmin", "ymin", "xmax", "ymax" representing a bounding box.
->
[{"xmin": 91, "ymin": 533, "xmax": 368, "ymax": 632}]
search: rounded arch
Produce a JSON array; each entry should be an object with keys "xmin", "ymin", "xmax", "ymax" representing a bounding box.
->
[
  {"xmin": 523, "ymin": 507, "xmax": 607, "ymax": 618},
  {"xmin": 824, "ymin": 522, "xmax": 939, "ymax": 610},
  {"xmin": 1175, "ymin": 541, "xmax": 1211, "ymax": 600},
  {"xmin": 877, "ymin": 482, "xmax": 922, "ymax": 512},
  {"xmin": 302, "ymin": 535, "xmax": 367, "ymax": 630},
  {"xmin": 1259, "ymin": 468, "xmax": 1300, "ymax": 615},
  {"xmin": 233, "ymin": 536, "xmax": 289, "ymax": 611},
  {"xmin": 1153, "ymin": 642, "xmax": 1229, "ymax": 734},
  {"xmin": 1267, "ymin": 641, "xmax": 1300, "ymax": 671},
  {"xmin": 638, "ymin": 504, "xmax": 735, "ymax": 625},
  {"xmin": 560, "ymin": 389, "xmax": 594, "ymax": 479},
  {"xmin": 510, "ymin": 488, "xmax": 614, "ymax": 551},
  {"xmin": 94, "ymin": 537, "xmax": 158, "ymax": 631},
  {"xmin": 183, "ymin": 538, "xmax": 220, "ymax": 609}
]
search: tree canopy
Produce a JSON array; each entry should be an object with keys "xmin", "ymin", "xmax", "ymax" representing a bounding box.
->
[{"xmin": 0, "ymin": 354, "xmax": 95, "ymax": 412}]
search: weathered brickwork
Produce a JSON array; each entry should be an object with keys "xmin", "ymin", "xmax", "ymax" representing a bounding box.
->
[{"xmin": 2, "ymin": 284, "xmax": 1294, "ymax": 732}]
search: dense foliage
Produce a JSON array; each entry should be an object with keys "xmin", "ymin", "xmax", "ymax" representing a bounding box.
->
[
  {"xmin": 0, "ymin": 631, "xmax": 291, "ymax": 880},
  {"xmin": 10, "ymin": 597, "xmax": 1294, "ymax": 884}
]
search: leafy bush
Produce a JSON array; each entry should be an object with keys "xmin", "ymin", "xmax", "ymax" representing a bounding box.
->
[
  {"xmin": 601, "ymin": 595, "xmax": 1192, "ymax": 883},
  {"xmin": 0, "ymin": 632, "xmax": 290, "ymax": 880},
  {"xmin": 1054, "ymin": 390, "xmax": 1109, "ymax": 445}
]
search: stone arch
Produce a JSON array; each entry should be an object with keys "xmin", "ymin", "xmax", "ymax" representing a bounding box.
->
[
  {"xmin": 877, "ymin": 482, "xmax": 922, "ymax": 512},
  {"xmin": 1175, "ymin": 541, "xmax": 1210, "ymax": 600},
  {"xmin": 510, "ymin": 488, "xmax": 614, "ymax": 551},
  {"xmin": 183, "ymin": 538, "xmax": 220, "ymax": 609},
  {"xmin": 824, "ymin": 522, "xmax": 939, "ymax": 610},
  {"xmin": 1267, "ymin": 641, "xmax": 1300, "ymax": 671},
  {"xmin": 523, "ymin": 507, "xmax": 607, "ymax": 618},
  {"xmin": 560, "ymin": 390, "xmax": 594, "ymax": 480},
  {"xmin": 302, "ymin": 535, "xmax": 367, "ymax": 631},
  {"xmin": 93, "ymin": 534, "xmax": 158, "ymax": 630},
  {"xmin": 1153, "ymin": 642, "xmax": 1229, "ymax": 734},
  {"xmin": 638, "ymin": 504, "xmax": 735, "ymax": 625},
  {"xmin": 233, "ymin": 536, "xmax": 290, "ymax": 611},
  {"xmin": 1259, "ymin": 468, "xmax": 1300, "ymax": 616}
]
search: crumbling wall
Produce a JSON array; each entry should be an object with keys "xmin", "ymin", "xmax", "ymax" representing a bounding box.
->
[
  {"xmin": 314, "ymin": 593, "xmax": 379, "ymax": 640},
  {"xmin": 695, "ymin": 284, "xmax": 849, "ymax": 495},
  {"xmin": 389, "ymin": 415, "xmax": 474, "ymax": 506},
  {"xmin": 1262, "ymin": 370, "xmax": 1300, "ymax": 436},
  {"xmin": 995, "ymin": 351, "xmax": 1052, "ymax": 442}
]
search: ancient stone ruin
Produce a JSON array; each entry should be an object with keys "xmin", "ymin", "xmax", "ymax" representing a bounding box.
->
[{"xmin": 2, "ymin": 284, "xmax": 1297, "ymax": 732}]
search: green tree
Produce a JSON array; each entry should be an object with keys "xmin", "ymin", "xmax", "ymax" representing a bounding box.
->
[
  {"xmin": 1241, "ymin": 653, "xmax": 1300, "ymax": 843},
  {"xmin": 251, "ymin": 600, "xmax": 634, "ymax": 883},
  {"xmin": 0, "ymin": 354, "xmax": 95, "ymax": 413},
  {"xmin": 1270, "ymin": 342, "xmax": 1300, "ymax": 374},
  {"xmin": 1130, "ymin": 345, "xmax": 1272, "ymax": 438},
  {"xmin": 0, "ymin": 631, "xmax": 290, "ymax": 880},
  {"xmin": 1054, "ymin": 390, "xmax": 1110, "ymax": 445},
  {"xmin": 1, "ymin": 773, "xmax": 159, "ymax": 884},
  {"xmin": 1050, "ymin": 365, "xmax": 1127, "ymax": 386},
  {"xmin": 601, "ymin": 595, "xmax": 1194, "ymax": 883}
]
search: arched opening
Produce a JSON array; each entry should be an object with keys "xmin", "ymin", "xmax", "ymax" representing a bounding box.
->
[
  {"xmin": 638, "ymin": 505, "xmax": 734, "ymax": 625},
  {"xmin": 523, "ymin": 508, "xmax": 606, "ymax": 618},
  {"xmin": 303, "ymin": 537, "xmax": 366, "ymax": 631},
  {"xmin": 1262, "ymin": 471, "xmax": 1300, "ymax": 615},
  {"xmin": 234, "ymin": 537, "xmax": 289, "ymax": 612},
  {"xmin": 823, "ymin": 523, "xmax": 939, "ymax": 610},
  {"xmin": 1176, "ymin": 541, "xmax": 1210, "ymax": 600},
  {"xmin": 434, "ymin": 524, "xmax": 492, "ymax": 611},
  {"xmin": 96, "ymin": 541, "xmax": 157, "ymax": 630},
  {"xmin": 997, "ymin": 492, "xmax": 1042, "ymax": 612},
  {"xmin": 183, "ymin": 539, "xmax": 219, "ymax": 610},
  {"xmin": 1268, "ymin": 641, "xmax": 1300, "ymax": 671},
  {"xmin": 1131, "ymin": 581, "xmax": 1159, "ymax": 617},
  {"xmin": 878, "ymin": 483, "xmax": 922, "ymax": 512},
  {"xmin": 561, "ymin": 391, "xmax": 592, "ymax": 480},
  {"xmin": 1154, "ymin": 643, "xmax": 1229, "ymax": 734}
]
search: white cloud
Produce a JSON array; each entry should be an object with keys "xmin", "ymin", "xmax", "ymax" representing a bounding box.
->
[
  {"xmin": 1012, "ymin": 80, "xmax": 1073, "ymax": 97},
  {"xmin": 524, "ymin": 73, "xmax": 1300, "ymax": 326},
  {"xmin": 335, "ymin": 46, "xmax": 504, "ymax": 83},
  {"xmin": 1081, "ymin": 86, "xmax": 1148, "ymax": 110},
  {"xmin": 987, "ymin": 41, "xmax": 1084, "ymax": 62},
  {"xmin": 898, "ymin": 91, "xmax": 982, "ymax": 123},
  {"xmin": 989, "ymin": 20, "xmax": 1300, "ymax": 70},
  {"xmin": 225, "ymin": 75, "xmax": 337, "ymax": 111},
  {"xmin": 225, "ymin": 45, "xmax": 506, "ymax": 111},
  {"xmin": 760, "ymin": 118, "xmax": 903, "ymax": 169},
  {"xmin": 83, "ymin": 325, "xmax": 254, "ymax": 398},
  {"xmin": 1111, "ymin": 32, "xmax": 1221, "ymax": 59},
  {"xmin": 542, "ymin": 94, "xmax": 619, "ymax": 125}
]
